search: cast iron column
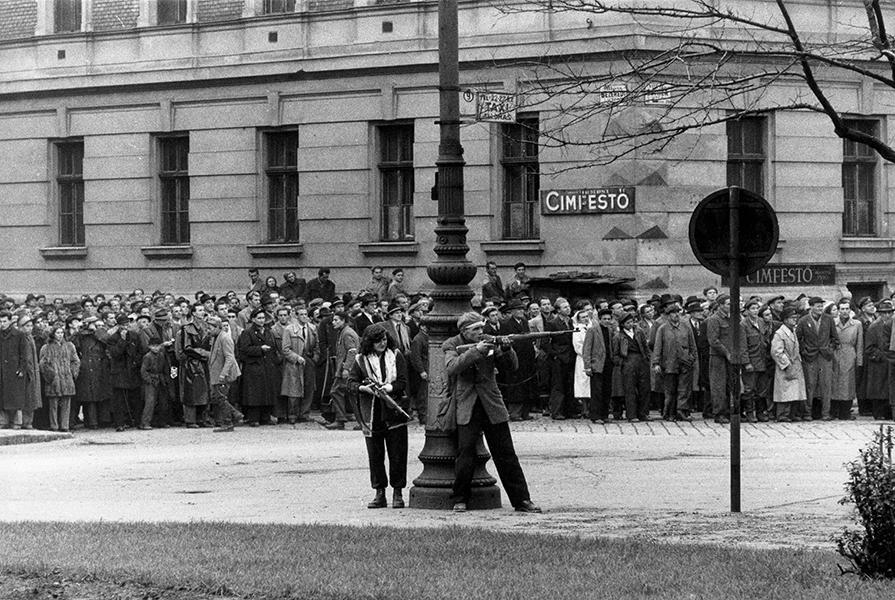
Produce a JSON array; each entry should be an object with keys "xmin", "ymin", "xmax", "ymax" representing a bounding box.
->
[{"xmin": 408, "ymin": 0, "xmax": 501, "ymax": 509}]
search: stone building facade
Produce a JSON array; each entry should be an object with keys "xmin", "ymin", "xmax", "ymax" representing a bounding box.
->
[{"xmin": 0, "ymin": 0, "xmax": 893, "ymax": 302}]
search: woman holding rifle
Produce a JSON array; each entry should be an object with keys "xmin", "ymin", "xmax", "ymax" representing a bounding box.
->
[{"xmin": 347, "ymin": 323, "xmax": 411, "ymax": 509}]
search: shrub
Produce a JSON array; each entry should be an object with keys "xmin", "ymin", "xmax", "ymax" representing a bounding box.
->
[{"xmin": 837, "ymin": 426, "xmax": 895, "ymax": 579}]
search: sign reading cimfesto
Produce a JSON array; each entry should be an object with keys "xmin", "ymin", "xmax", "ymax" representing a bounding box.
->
[
  {"xmin": 722, "ymin": 264, "xmax": 836, "ymax": 287},
  {"xmin": 541, "ymin": 187, "xmax": 635, "ymax": 215}
]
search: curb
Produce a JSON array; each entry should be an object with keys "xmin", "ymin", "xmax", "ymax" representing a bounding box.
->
[{"xmin": 0, "ymin": 430, "xmax": 73, "ymax": 447}]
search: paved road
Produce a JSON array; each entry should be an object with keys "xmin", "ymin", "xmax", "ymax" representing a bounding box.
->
[{"xmin": 1, "ymin": 417, "xmax": 887, "ymax": 549}]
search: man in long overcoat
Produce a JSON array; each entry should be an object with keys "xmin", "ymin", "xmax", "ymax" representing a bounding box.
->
[
  {"xmin": 795, "ymin": 296, "xmax": 839, "ymax": 420},
  {"xmin": 176, "ymin": 305, "xmax": 212, "ymax": 427},
  {"xmin": 501, "ymin": 298, "xmax": 536, "ymax": 421},
  {"xmin": 706, "ymin": 295, "xmax": 747, "ymax": 424},
  {"xmin": 238, "ymin": 308, "xmax": 282, "ymax": 426},
  {"xmin": 864, "ymin": 299, "xmax": 895, "ymax": 420},
  {"xmin": 0, "ymin": 310, "xmax": 30, "ymax": 429},
  {"xmin": 72, "ymin": 317, "xmax": 111, "ymax": 429}
]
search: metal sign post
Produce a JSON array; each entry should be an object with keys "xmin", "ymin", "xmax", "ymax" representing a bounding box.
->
[{"xmin": 689, "ymin": 185, "xmax": 779, "ymax": 514}]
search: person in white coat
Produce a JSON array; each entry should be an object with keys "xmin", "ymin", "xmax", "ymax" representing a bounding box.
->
[
  {"xmin": 571, "ymin": 310, "xmax": 592, "ymax": 418},
  {"xmin": 771, "ymin": 307, "xmax": 807, "ymax": 422}
]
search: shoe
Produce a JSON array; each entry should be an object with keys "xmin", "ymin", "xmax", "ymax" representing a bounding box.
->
[
  {"xmin": 745, "ymin": 413, "xmax": 757, "ymax": 423},
  {"xmin": 757, "ymin": 413, "xmax": 770, "ymax": 422},
  {"xmin": 352, "ymin": 423, "xmax": 363, "ymax": 431},
  {"xmin": 714, "ymin": 416, "xmax": 730, "ymax": 424},
  {"xmin": 801, "ymin": 416, "xmax": 813, "ymax": 422},
  {"xmin": 367, "ymin": 489, "xmax": 387, "ymax": 509},
  {"xmin": 249, "ymin": 422, "xmax": 260, "ymax": 428},
  {"xmin": 591, "ymin": 419, "xmax": 604, "ymax": 425},
  {"xmin": 23, "ymin": 425, "xmax": 34, "ymax": 430},
  {"xmin": 776, "ymin": 417, "xmax": 792, "ymax": 423},
  {"xmin": 296, "ymin": 417, "xmax": 310, "ymax": 423},
  {"xmin": 452, "ymin": 502, "xmax": 467, "ymax": 513},
  {"xmin": 213, "ymin": 425, "xmax": 235, "ymax": 433},
  {"xmin": 138, "ymin": 425, "xmax": 152, "ymax": 430},
  {"xmin": 552, "ymin": 415, "xmax": 566, "ymax": 421},
  {"xmin": 675, "ymin": 412, "xmax": 692, "ymax": 422},
  {"xmin": 288, "ymin": 418, "xmax": 296, "ymax": 425},
  {"xmin": 115, "ymin": 426, "xmax": 127, "ymax": 432},
  {"xmin": 392, "ymin": 490, "xmax": 405, "ymax": 509},
  {"xmin": 637, "ymin": 417, "xmax": 651, "ymax": 422},
  {"xmin": 821, "ymin": 416, "xmax": 833, "ymax": 421},
  {"xmin": 186, "ymin": 424, "xmax": 200, "ymax": 429},
  {"xmin": 233, "ymin": 411, "xmax": 245, "ymax": 422},
  {"xmin": 510, "ymin": 416, "xmax": 523, "ymax": 422},
  {"xmin": 325, "ymin": 421, "xmax": 346, "ymax": 430},
  {"xmin": 515, "ymin": 500, "xmax": 542, "ymax": 513}
]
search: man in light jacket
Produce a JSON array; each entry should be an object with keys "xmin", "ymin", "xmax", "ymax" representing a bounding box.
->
[{"xmin": 208, "ymin": 316, "xmax": 241, "ymax": 432}]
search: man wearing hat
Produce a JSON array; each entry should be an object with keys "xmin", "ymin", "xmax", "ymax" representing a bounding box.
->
[
  {"xmin": 705, "ymin": 294, "xmax": 747, "ymax": 424},
  {"xmin": 612, "ymin": 311, "xmax": 652, "ymax": 422},
  {"xmin": 652, "ymin": 302, "xmax": 697, "ymax": 421},
  {"xmin": 443, "ymin": 312, "xmax": 542, "ymax": 513},
  {"xmin": 382, "ymin": 300, "xmax": 412, "ymax": 357},
  {"xmin": 864, "ymin": 299, "xmax": 894, "ymax": 420},
  {"xmin": 545, "ymin": 297, "xmax": 576, "ymax": 420},
  {"xmin": 795, "ymin": 297, "xmax": 839, "ymax": 420},
  {"xmin": 354, "ymin": 294, "xmax": 382, "ymax": 339},
  {"xmin": 501, "ymin": 298, "xmax": 538, "ymax": 421},
  {"xmin": 0, "ymin": 310, "xmax": 30, "ymax": 429},
  {"xmin": 108, "ymin": 313, "xmax": 145, "ymax": 432},
  {"xmin": 855, "ymin": 296, "xmax": 877, "ymax": 416},
  {"xmin": 741, "ymin": 298, "xmax": 771, "ymax": 422}
]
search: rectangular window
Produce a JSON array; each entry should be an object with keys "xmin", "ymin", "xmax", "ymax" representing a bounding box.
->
[
  {"xmin": 379, "ymin": 124, "xmax": 414, "ymax": 241},
  {"xmin": 57, "ymin": 141, "xmax": 85, "ymax": 246},
  {"xmin": 726, "ymin": 117, "xmax": 765, "ymax": 195},
  {"xmin": 501, "ymin": 116, "xmax": 540, "ymax": 240},
  {"xmin": 842, "ymin": 119, "xmax": 878, "ymax": 237},
  {"xmin": 158, "ymin": 0, "xmax": 188, "ymax": 24},
  {"xmin": 266, "ymin": 130, "xmax": 299, "ymax": 243},
  {"xmin": 159, "ymin": 136, "xmax": 190, "ymax": 245},
  {"xmin": 55, "ymin": 0, "xmax": 82, "ymax": 32},
  {"xmin": 263, "ymin": 0, "xmax": 296, "ymax": 13}
]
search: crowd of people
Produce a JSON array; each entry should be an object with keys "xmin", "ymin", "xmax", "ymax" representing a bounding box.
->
[{"xmin": 478, "ymin": 267, "xmax": 893, "ymax": 426}]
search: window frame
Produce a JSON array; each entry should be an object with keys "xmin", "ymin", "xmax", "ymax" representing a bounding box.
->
[
  {"xmin": 264, "ymin": 129, "xmax": 300, "ymax": 244},
  {"xmin": 842, "ymin": 118, "xmax": 879, "ymax": 238},
  {"xmin": 377, "ymin": 123, "xmax": 415, "ymax": 242},
  {"xmin": 55, "ymin": 140, "xmax": 85, "ymax": 247},
  {"xmin": 263, "ymin": 0, "xmax": 297, "ymax": 13},
  {"xmin": 158, "ymin": 135, "xmax": 191, "ymax": 246},
  {"xmin": 500, "ymin": 115, "xmax": 540, "ymax": 240},
  {"xmin": 726, "ymin": 116, "xmax": 766, "ymax": 197}
]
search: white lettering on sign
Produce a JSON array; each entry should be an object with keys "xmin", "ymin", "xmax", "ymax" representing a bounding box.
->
[{"xmin": 540, "ymin": 188, "xmax": 636, "ymax": 215}]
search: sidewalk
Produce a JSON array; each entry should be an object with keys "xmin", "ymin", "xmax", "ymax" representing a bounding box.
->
[
  {"xmin": 0, "ymin": 429, "xmax": 72, "ymax": 447},
  {"xmin": 0, "ymin": 416, "xmax": 885, "ymax": 550}
]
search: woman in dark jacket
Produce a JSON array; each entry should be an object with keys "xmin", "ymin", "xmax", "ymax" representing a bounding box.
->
[
  {"xmin": 238, "ymin": 308, "xmax": 282, "ymax": 426},
  {"xmin": 347, "ymin": 324, "xmax": 410, "ymax": 509}
]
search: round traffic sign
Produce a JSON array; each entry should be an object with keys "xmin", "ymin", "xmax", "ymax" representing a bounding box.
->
[{"xmin": 689, "ymin": 187, "xmax": 779, "ymax": 277}]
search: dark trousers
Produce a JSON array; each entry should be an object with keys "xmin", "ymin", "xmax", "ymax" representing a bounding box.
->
[
  {"xmin": 211, "ymin": 383, "xmax": 236, "ymax": 427},
  {"xmin": 142, "ymin": 383, "xmax": 170, "ymax": 428},
  {"xmin": 621, "ymin": 354, "xmax": 650, "ymax": 420},
  {"xmin": 365, "ymin": 426, "xmax": 408, "ymax": 490},
  {"xmin": 661, "ymin": 369, "xmax": 693, "ymax": 416},
  {"xmin": 453, "ymin": 401, "xmax": 531, "ymax": 507},
  {"xmin": 112, "ymin": 387, "xmax": 142, "ymax": 428},
  {"xmin": 587, "ymin": 371, "xmax": 609, "ymax": 421},
  {"xmin": 548, "ymin": 358, "xmax": 575, "ymax": 418},
  {"xmin": 536, "ymin": 354, "xmax": 552, "ymax": 411}
]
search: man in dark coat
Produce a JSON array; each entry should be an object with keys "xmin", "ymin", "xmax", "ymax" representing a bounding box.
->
[
  {"xmin": 545, "ymin": 297, "xmax": 575, "ymax": 420},
  {"xmin": 501, "ymin": 298, "xmax": 537, "ymax": 421},
  {"xmin": 443, "ymin": 312, "xmax": 541, "ymax": 514},
  {"xmin": 107, "ymin": 315, "xmax": 144, "ymax": 431},
  {"xmin": 855, "ymin": 296, "xmax": 877, "ymax": 416},
  {"xmin": 795, "ymin": 296, "xmax": 839, "ymax": 420},
  {"xmin": 612, "ymin": 312, "xmax": 652, "ymax": 422},
  {"xmin": 238, "ymin": 308, "xmax": 282, "ymax": 426},
  {"xmin": 175, "ymin": 305, "xmax": 212, "ymax": 427},
  {"xmin": 306, "ymin": 267, "xmax": 336, "ymax": 303},
  {"xmin": 72, "ymin": 316, "xmax": 112, "ymax": 429},
  {"xmin": 280, "ymin": 271, "xmax": 307, "ymax": 302},
  {"xmin": 583, "ymin": 308, "xmax": 613, "ymax": 423},
  {"xmin": 481, "ymin": 261, "xmax": 505, "ymax": 303},
  {"xmin": 324, "ymin": 311, "xmax": 359, "ymax": 430},
  {"xmin": 0, "ymin": 310, "xmax": 31, "ymax": 429},
  {"xmin": 706, "ymin": 295, "xmax": 747, "ymax": 424},
  {"xmin": 863, "ymin": 299, "xmax": 894, "ymax": 420},
  {"xmin": 353, "ymin": 294, "xmax": 382, "ymax": 339}
]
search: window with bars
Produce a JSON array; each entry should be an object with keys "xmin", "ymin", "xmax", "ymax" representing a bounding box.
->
[
  {"xmin": 726, "ymin": 117, "xmax": 765, "ymax": 196},
  {"xmin": 159, "ymin": 136, "xmax": 190, "ymax": 245},
  {"xmin": 263, "ymin": 0, "xmax": 296, "ymax": 13},
  {"xmin": 55, "ymin": 0, "xmax": 81, "ymax": 32},
  {"xmin": 501, "ymin": 116, "xmax": 540, "ymax": 240},
  {"xmin": 378, "ymin": 124, "xmax": 414, "ymax": 241},
  {"xmin": 57, "ymin": 141, "xmax": 85, "ymax": 246},
  {"xmin": 842, "ymin": 119, "xmax": 878, "ymax": 237},
  {"xmin": 266, "ymin": 131, "xmax": 299, "ymax": 243},
  {"xmin": 158, "ymin": 0, "xmax": 188, "ymax": 24}
]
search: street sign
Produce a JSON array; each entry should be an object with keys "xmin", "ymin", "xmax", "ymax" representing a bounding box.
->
[
  {"xmin": 540, "ymin": 187, "xmax": 635, "ymax": 215},
  {"xmin": 689, "ymin": 187, "xmax": 779, "ymax": 277}
]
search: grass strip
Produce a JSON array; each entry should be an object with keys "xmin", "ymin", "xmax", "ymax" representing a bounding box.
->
[{"xmin": 0, "ymin": 521, "xmax": 893, "ymax": 599}]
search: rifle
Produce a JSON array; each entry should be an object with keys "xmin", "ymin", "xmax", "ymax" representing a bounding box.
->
[
  {"xmin": 454, "ymin": 330, "xmax": 569, "ymax": 353},
  {"xmin": 362, "ymin": 378, "xmax": 413, "ymax": 421}
]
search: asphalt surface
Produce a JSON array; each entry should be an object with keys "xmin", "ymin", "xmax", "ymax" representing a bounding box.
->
[{"xmin": 0, "ymin": 416, "xmax": 887, "ymax": 549}]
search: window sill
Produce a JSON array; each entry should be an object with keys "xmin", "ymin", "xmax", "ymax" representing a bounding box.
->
[
  {"xmin": 840, "ymin": 237, "xmax": 895, "ymax": 251},
  {"xmin": 247, "ymin": 243, "xmax": 305, "ymax": 257},
  {"xmin": 358, "ymin": 242, "xmax": 420, "ymax": 256},
  {"xmin": 39, "ymin": 246, "xmax": 87, "ymax": 260},
  {"xmin": 141, "ymin": 245, "xmax": 194, "ymax": 259},
  {"xmin": 480, "ymin": 240, "xmax": 546, "ymax": 255}
]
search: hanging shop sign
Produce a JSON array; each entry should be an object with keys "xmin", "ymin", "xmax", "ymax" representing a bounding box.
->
[
  {"xmin": 722, "ymin": 264, "xmax": 836, "ymax": 287},
  {"xmin": 540, "ymin": 187, "xmax": 635, "ymax": 215}
]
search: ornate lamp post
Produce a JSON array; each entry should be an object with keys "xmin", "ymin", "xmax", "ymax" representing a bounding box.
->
[{"xmin": 408, "ymin": 0, "xmax": 501, "ymax": 510}]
